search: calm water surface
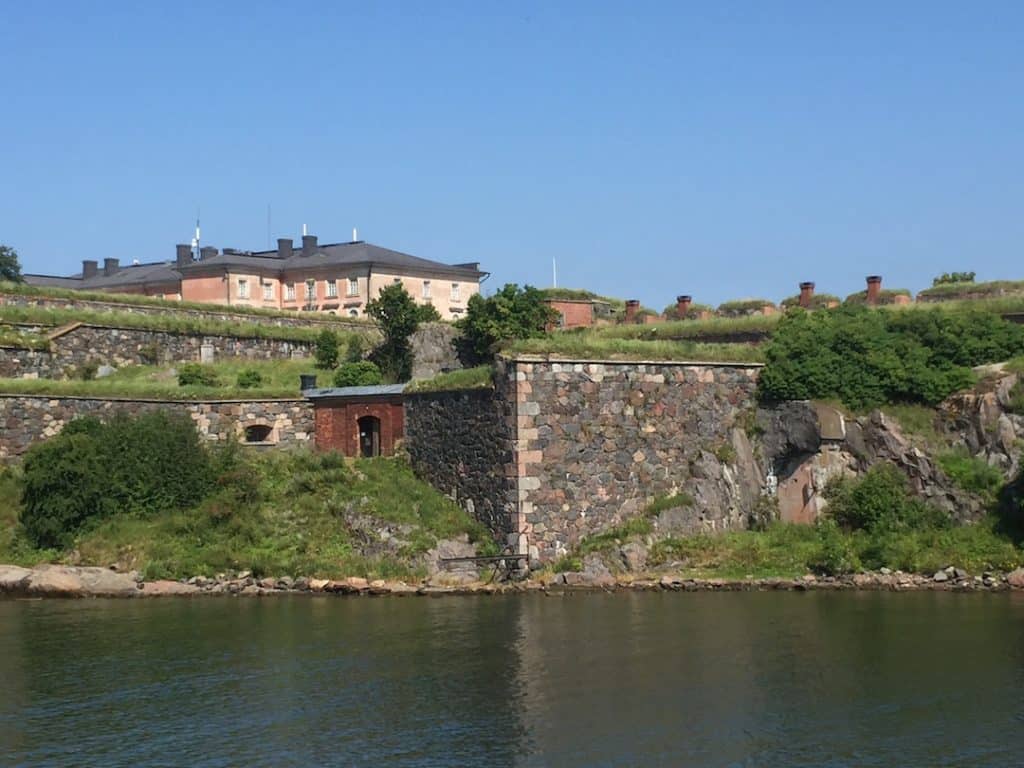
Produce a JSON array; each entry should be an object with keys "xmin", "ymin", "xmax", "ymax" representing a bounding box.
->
[{"xmin": 2, "ymin": 591, "xmax": 1024, "ymax": 767}]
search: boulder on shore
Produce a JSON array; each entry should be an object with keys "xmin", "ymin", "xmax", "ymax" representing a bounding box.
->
[{"xmin": 0, "ymin": 565, "xmax": 139, "ymax": 598}]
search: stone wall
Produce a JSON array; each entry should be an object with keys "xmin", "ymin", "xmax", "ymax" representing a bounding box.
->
[
  {"xmin": 0, "ymin": 395, "xmax": 313, "ymax": 459},
  {"xmin": 505, "ymin": 359, "xmax": 764, "ymax": 562},
  {"xmin": 0, "ymin": 291, "xmax": 364, "ymax": 330},
  {"xmin": 404, "ymin": 386, "xmax": 516, "ymax": 539},
  {"xmin": 0, "ymin": 323, "xmax": 314, "ymax": 379}
]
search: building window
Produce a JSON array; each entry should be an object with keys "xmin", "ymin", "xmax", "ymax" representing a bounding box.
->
[
  {"xmin": 347, "ymin": 277, "xmax": 359, "ymax": 296},
  {"xmin": 422, "ymin": 280, "xmax": 431, "ymax": 299},
  {"xmin": 326, "ymin": 280, "xmax": 338, "ymax": 298},
  {"xmin": 262, "ymin": 282, "xmax": 273, "ymax": 301},
  {"xmin": 244, "ymin": 424, "xmax": 274, "ymax": 443},
  {"xmin": 451, "ymin": 283, "xmax": 460, "ymax": 301},
  {"xmin": 348, "ymin": 308, "xmax": 359, "ymax": 317},
  {"xmin": 237, "ymin": 279, "xmax": 249, "ymax": 299},
  {"xmin": 305, "ymin": 279, "xmax": 316, "ymax": 300},
  {"xmin": 285, "ymin": 283, "xmax": 296, "ymax": 301}
]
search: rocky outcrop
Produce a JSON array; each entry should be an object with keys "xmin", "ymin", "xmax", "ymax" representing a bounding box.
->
[
  {"xmin": 939, "ymin": 370, "xmax": 1022, "ymax": 477},
  {"xmin": 0, "ymin": 565, "xmax": 140, "ymax": 597},
  {"xmin": 410, "ymin": 323, "xmax": 463, "ymax": 381}
]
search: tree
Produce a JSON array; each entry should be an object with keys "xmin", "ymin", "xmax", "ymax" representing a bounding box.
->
[
  {"xmin": 314, "ymin": 330, "xmax": 339, "ymax": 369},
  {"xmin": 0, "ymin": 245, "xmax": 23, "ymax": 283},
  {"xmin": 365, "ymin": 283, "xmax": 421, "ymax": 382},
  {"xmin": 456, "ymin": 284, "xmax": 558, "ymax": 364},
  {"xmin": 334, "ymin": 361, "xmax": 384, "ymax": 387},
  {"xmin": 415, "ymin": 303, "xmax": 442, "ymax": 323}
]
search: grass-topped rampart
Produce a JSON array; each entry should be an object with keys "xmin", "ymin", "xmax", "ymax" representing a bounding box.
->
[{"xmin": 503, "ymin": 333, "xmax": 765, "ymax": 363}]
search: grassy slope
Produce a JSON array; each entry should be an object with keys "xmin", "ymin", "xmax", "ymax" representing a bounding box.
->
[
  {"xmin": 505, "ymin": 334, "xmax": 765, "ymax": 363},
  {"xmin": 0, "ymin": 452, "xmax": 492, "ymax": 580},
  {"xmin": 0, "ymin": 304, "xmax": 369, "ymax": 343}
]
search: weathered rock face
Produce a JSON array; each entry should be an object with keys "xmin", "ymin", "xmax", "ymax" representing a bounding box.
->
[
  {"xmin": 0, "ymin": 395, "xmax": 314, "ymax": 459},
  {"xmin": 939, "ymin": 371, "xmax": 1023, "ymax": 477},
  {"xmin": 410, "ymin": 323, "xmax": 463, "ymax": 381}
]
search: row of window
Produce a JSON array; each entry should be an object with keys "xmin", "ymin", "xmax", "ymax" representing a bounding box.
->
[{"xmin": 235, "ymin": 278, "xmax": 462, "ymax": 302}]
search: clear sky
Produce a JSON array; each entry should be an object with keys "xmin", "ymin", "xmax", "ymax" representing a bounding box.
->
[{"xmin": 2, "ymin": 2, "xmax": 1022, "ymax": 308}]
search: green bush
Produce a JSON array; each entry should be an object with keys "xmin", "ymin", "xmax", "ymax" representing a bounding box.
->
[
  {"xmin": 759, "ymin": 304, "xmax": 1023, "ymax": 408},
  {"xmin": 345, "ymin": 335, "xmax": 366, "ymax": 363},
  {"xmin": 1008, "ymin": 381, "xmax": 1024, "ymax": 416},
  {"xmin": 824, "ymin": 463, "xmax": 949, "ymax": 534},
  {"xmin": 366, "ymin": 283, "xmax": 421, "ymax": 382},
  {"xmin": 314, "ymin": 330, "xmax": 339, "ymax": 369},
  {"xmin": 933, "ymin": 272, "xmax": 976, "ymax": 286},
  {"xmin": 138, "ymin": 343, "xmax": 161, "ymax": 365},
  {"xmin": 809, "ymin": 518, "xmax": 861, "ymax": 575},
  {"xmin": 456, "ymin": 283, "xmax": 558, "ymax": 364},
  {"xmin": 20, "ymin": 412, "xmax": 215, "ymax": 548},
  {"xmin": 236, "ymin": 368, "xmax": 263, "ymax": 389},
  {"xmin": 334, "ymin": 361, "xmax": 384, "ymax": 387},
  {"xmin": 937, "ymin": 450, "xmax": 1005, "ymax": 506},
  {"xmin": 77, "ymin": 360, "xmax": 99, "ymax": 381},
  {"xmin": 177, "ymin": 363, "xmax": 220, "ymax": 387},
  {"xmin": 415, "ymin": 303, "xmax": 442, "ymax": 323}
]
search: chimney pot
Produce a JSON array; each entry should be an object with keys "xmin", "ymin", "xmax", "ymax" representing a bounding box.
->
[
  {"xmin": 799, "ymin": 281, "xmax": 815, "ymax": 308},
  {"xmin": 82, "ymin": 260, "xmax": 98, "ymax": 279},
  {"xmin": 199, "ymin": 246, "xmax": 218, "ymax": 261},
  {"xmin": 301, "ymin": 235, "xmax": 318, "ymax": 257},
  {"xmin": 175, "ymin": 244, "xmax": 192, "ymax": 268},
  {"xmin": 103, "ymin": 258, "xmax": 120, "ymax": 276},
  {"xmin": 300, "ymin": 373, "xmax": 318, "ymax": 391},
  {"xmin": 277, "ymin": 238, "xmax": 294, "ymax": 260},
  {"xmin": 866, "ymin": 275, "xmax": 882, "ymax": 305},
  {"xmin": 676, "ymin": 295, "xmax": 692, "ymax": 317},
  {"xmin": 625, "ymin": 299, "xmax": 641, "ymax": 323}
]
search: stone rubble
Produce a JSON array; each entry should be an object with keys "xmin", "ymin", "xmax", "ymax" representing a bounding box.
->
[{"xmin": 3, "ymin": 562, "xmax": 1023, "ymax": 599}]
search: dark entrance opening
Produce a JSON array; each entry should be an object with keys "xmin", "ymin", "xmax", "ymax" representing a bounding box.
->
[
  {"xmin": 358, "ymin": 415, "xmax": 381, "ymax": 457},
  {"xmin": 244, "ymin": 424, "xmax": 273, "ymax": 443}
]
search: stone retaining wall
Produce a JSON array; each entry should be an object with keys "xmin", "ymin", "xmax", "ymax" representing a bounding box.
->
[
  {"xmin": 0, "ymin": 395, "xmax": 313, "ymax": 458},
  {"xmin": 0, "ymin": 324, "xmax": 314, "ymax": 379},
  {"xmin": 404, "ymin": 386, "xmax": 516, "ymax": 538},
  {"xmin": 507, "ymin": 359, "xmax": 763, "ymax": 561}
]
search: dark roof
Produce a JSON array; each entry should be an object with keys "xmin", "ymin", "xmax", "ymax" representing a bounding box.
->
[
  {"xmin": 183, "ymin": 241, "xmax": 485, "ymax": 280},
  {"xmin": 25, "ymin": 261, "xmax": 181, "ymax": 291},
  {"xmin": 304, "ymin": 384, "xmax": 407, "ymax": 399}
]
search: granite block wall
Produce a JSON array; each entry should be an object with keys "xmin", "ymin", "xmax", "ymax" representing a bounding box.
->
[{"xmin": 0, "ymin": 395, "xmax": 313, "ymax": 459}]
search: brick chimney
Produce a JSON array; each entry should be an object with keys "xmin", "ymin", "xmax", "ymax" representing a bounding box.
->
[
  {"xmin": 625, "ymin": 299, "xmax": 640, "ymax": 324},
  {"xmin": 301, "ymin": 235, "xmax": 318, "ymax": 258},
  {"xmin": 866, "ymin": 275, "xmax": 882, "ymax": 305},
  {"xmin": 82, "ymin": 260, "xmax": 98, "ymax": 279},
  {"xmin": 199, "ymin": 246, "xmax": 218, "ymax": 261},
  {"xmin": 676, "ymin": 295, "xmax": 692, "ymax": 317},
  {"xmin": 799, "ymin": 282, "xmax": 815, "ymax": 308},
  {"xmin": 175, "ymin": 244, "xmax": 192, "ymax": 268},
  {"xmin": 103, "ymin": 258, "xmax": 119, "ymax": 276},
  {"xmin": 277, "ymin": 238, "xmax": 293, "ymax": 260}
]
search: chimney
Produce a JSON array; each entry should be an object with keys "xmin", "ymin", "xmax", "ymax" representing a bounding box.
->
[
  {"xmin": 301, "ymin": 235, "xmax": 318, "ymax": 257},
  {"xmin": 799, "ymin": 282, "xmax": 815, "ymax": 308},
  {"xmin": 625, "ymin": 299, "xmax": 640, "ymax": 324},
  {"xmin": 175, "ymin": 244, "xmax": 192, "ymax": 268},
  {"xmin": 103, "ymin": 258, "xmax": 120, "ymax": 276},
  {"xmin": 200, "ymin": 246, "xmax": 218, "ymax": 261},
  {"xmin": 277, "ymin": 238, "xmax": 293, "ymax": 260},
  {"xmin": 82, "ymin": 260, "xmax": 98, "ymax": 279},
  {"xmin": 676, "ymin": 295, "xmax": 692, "ymax": 317},
  {"xmin": 866, "ymin": 275, "xmax": 882, "ymax": 305},
  {"xmin": 300, "ymin": 373, "xmax": 318, "ymax": 391}
]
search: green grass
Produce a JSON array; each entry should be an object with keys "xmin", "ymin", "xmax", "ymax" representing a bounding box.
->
[
  {"xmin": 540, "ymin": 287, "xmax": 626, "ymax": 310},
  {"xmin": 0, "ymin": 451, "xmax": 493, "ymax": 580},
  {"xmin": 644, "ymin": 519, "xmax": 1023, "ymax": 577},
  {"xmin": 406, "ymin": 365, "xmax": 494, "ymax": 393},
  {"xmin": 0, "ymin": 358, "xmax": 321, "ymax": 400},
  {"xmin": 588, "ymin": 314, "xmax": 778, "ymax": 341},
  {"xmin": 937, "ymin": 450, "xmax": 1007, "ymax": 506},
  {"xmin": 0, "ymin": 304, "xmax": 371, "ymax": 344},
  {"xmin": 873, "ymin": 404, "xmax": 948, "ymax": 451},
  {"xmin": 0, "ymin": 280, "xmax": 371, "ymax": 325},
  {"xmin": 504, "ymin": 334, "xmax": 765, "ymax": 363},
  {"xmin": 0, "ymin": 326, "xmax": 50, "ymax": 350},
  {"xmin": 644, "ymin": 493, "xmax": 695, "ymax": 516},
  {"xmin": 917, "ymin": 279, "xmax": 1024, "ymax": 300},
  {"xmin": 716, "ymin": 298, "xmax": 775, "ymax": 313},
  {"xmin": 779, "ymin": 293, "xmax": 841, "ymax": 309}
]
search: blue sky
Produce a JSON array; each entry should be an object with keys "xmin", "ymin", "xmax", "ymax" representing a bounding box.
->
[{"xmin": 2, "ymin": 2, "xmax": 1022, "ymax": 308}]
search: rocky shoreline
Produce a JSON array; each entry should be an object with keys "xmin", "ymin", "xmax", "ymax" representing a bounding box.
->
[{"xmin": 3, "ymin": 562, "xmax": 1024, "ymax": 599}]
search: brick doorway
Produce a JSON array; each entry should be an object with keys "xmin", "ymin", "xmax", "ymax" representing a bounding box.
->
[{"xmin": 358, "ymin": 415, "xmax": 381, "ymax": 457}]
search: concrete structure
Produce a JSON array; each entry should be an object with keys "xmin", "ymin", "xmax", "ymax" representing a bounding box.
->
[
  {"xmin": 25, "ymin": 234, "xmax": 487, "ymax": 321},
  {"xmin": 307, "ymin": 385, "xmax": 406, "ymax": 457}
]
